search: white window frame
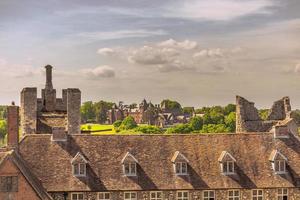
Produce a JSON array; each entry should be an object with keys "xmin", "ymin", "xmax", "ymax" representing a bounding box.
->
[
  {"xmin": 277, "ymin": 188, "xmax": 288, "ymax": 200},
  {"xmin": 98, "ymin": 192, "xmax": 110, "ymax": 200},
  {"xmin": 72, "ymin": 163, "xmax": 86, "ymax": 177},
  {"xmin": 123, "ymin": 162, "xmax": 137, "ymax": 176},
  {"xmin": 124, "ymin": 192, "xmax": 137, "ymax": 200},
  {"xmin": 274, "ymin": 160, "xmax": 286, "ymax": 174},
  {"xmin": 150, "ymin": 191, "xmax": 163, "ymax": 200},
  {"xmin": 222, "ymin": 161, "xmax": 235, "ymax": 175},
  {"xmin": 252, "ymin": 189, "xmax": 263, "ymax": 200},
  {"xmin": 177, "ymin": 191, "xmax": 189, "ymax": 200},
  {"xmin": 203, "ymin": 190, "xmax": 215, "ymax": 200},
  {"xmin": 71, "ymin": 192, "xmax": 84, "ymax": 200},
  {"xmin": 228, "ymin": 190, "xmax": 240, "ymax": 200},
  {"xmin": 174, "ymin": 162, "xmax": 188, "ymax": 175}
]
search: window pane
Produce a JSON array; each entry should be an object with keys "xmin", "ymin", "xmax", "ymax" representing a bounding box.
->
[
  {"xmin": 124, "ymin": 164, "xmax": 130, "ymax": 174},
  {"xmin": 74, "ymin": 164, "xmax": 79, "ymax": 175},
  {"xmin": 176, "ymin": 163, "xmax": 181, "ymax": 173},
  {"xmin": 228, "ymin": 162, "xmax": 233, "ymax": 172},
  {"xmin": 130, "ymin": 163, "xmax": 136, "ymax": 174},
  {"xmin": 80, "ymin": 164, "xmax": 85, "ymax": 175},
  {"xmin": 131, "ymin": 192, "xmax": 136, "ymax": 199},
  {"xmin": 182, "ymin": 163, "xmax": 187, "ymax": 173},
  {"xmin": 125, "ymin": 193, "xmax": 130, "ymax": 199}
]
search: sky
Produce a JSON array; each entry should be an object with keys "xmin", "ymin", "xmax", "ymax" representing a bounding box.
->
[{"xmin": 0, "ymin": 0, "xmax": 300, "ymax": 108}]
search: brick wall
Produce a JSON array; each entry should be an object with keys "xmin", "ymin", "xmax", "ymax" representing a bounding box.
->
[{"xmin": 0, "ymin": 158, "xmax": 41, "ymax": 200}]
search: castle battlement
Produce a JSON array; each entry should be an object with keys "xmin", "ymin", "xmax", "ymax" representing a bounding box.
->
[{"xmin": 20, "ymin": 65, "xmax": 81, "ymax": 135}]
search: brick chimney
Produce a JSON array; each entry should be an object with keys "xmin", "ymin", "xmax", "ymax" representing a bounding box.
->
[{"xmin": 7, "ymin": 102, "xmax": 19, "ymax": 149}]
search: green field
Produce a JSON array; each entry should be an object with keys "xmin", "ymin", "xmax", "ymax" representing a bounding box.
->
[
  {"xmin": 81, "ymin": 123, "xmax": 151, "ymax": 135},
  {"xmin": 81, "ymin": 124, "xmax": 116, "ymax": 134}
]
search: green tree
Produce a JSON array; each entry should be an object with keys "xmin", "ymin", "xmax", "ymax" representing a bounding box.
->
[
  {"xmin": 81, "ymin": 101, "xmax": 96, "ymax": 122},
  {"xmin": 120, "ymin": 116, "xmax": 137, "ymax": 130},
  {"xmin": 161, "ymin": 99, "xmax": 182, "ymax": 113},
  {"xmin": 291, "ymin": 110, "xmax": 300, "ymax": 125},
  {"xmin": 225, "ymin": 112, "xmax": 236, "ymax": 132},
  {"xmin": 0, "ymin": 106, "xmax": 7, "ymax": 120},
  {"xmin": 189, "ymin": 116, "xmax": 203, "ymax": 131},
  {"xmin": 0, "ymin": 120, "xmax": 7, "ymax": 140},
  {"xmin": 201, "ymin": 124, "xmax": 230, "ymax": 133},
  {"xmin": 182, "ymin": 107, "xmax": 194, "ymax": 115},
  {"xmin": 259, "ymin": 109, "xmax": 269, "ymax": 120},
  {"xmin": 94, "ymin": 101, "xmax": 114, "ymax": 124},
  {"xmin": 224, "ymin": 104, "xmax": 236, "ymax": 115}
]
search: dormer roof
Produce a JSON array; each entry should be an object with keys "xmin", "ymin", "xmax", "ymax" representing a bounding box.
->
[
  {"xmin": 121, "ymin": 152, "xmax": 138, "ymax": 164},
  {"xmin": 218, "ymin": 151, "xmax": 236, "ymax": 163},
  {"xmin": 71, "ymin": 152, "xmax": 88, "ymax": 164},
  {"xmin": 171, "ymin": 151, "xmax": 189, "ymax": 163},
  {"xmin": 269, "ymin": 150, "xmax": 288, "ymax": 162}
]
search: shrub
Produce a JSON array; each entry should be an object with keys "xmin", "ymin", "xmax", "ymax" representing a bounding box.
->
[
  {"xmin": 166, "ymin": 124, "xmax": 192, "ymax": 134},
  {"xmin": 134, "ymin": 125, "xmax": 162, "ymax": 134},
  {"xmin": 120, "ymin": 116, "xmax": 137, "ymax": 130},
  {"xmin": 113, "ymin": 120, "xmax": 122, "ymax": 128},
  {"xmin": 189, "ymin": 116, "xmax": 203, "ymax": 131}
]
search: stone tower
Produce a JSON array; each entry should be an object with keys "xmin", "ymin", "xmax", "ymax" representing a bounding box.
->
[{"xmin": 20, "ymin": 65, "xmax": 81, "ymax": 135}]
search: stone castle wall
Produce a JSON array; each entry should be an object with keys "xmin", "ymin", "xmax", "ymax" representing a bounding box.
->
[
  {"xmin": 20, "ymin": 87, "xmax": 37, "ymax": 135},
  {"xmin": 67, "ymin": 88, "xmax": 81, "ymax": 134},
  {"xmin": 236, "ymin": 96, "xmax": 292, "ymax": 133}
]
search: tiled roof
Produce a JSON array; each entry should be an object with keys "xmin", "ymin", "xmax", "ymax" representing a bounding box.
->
[{"xmin": 18, "ymin": 133, "xmax": 300, "ymax": 192}]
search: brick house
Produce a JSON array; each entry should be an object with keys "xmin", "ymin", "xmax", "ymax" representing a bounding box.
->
[{"xmin": 1, "ymin": 66, "xmax": 300, "ymax": 200}]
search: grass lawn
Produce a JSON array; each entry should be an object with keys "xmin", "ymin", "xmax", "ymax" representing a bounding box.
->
[
  {"xmin": 81, "ymin": 123, "xmax": 150, "ymax": 135},
  {"xmin": 81, "ymin": 124, "xmax": 116, "ymax": 134}
]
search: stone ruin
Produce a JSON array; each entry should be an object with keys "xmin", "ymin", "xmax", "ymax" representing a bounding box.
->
[
  {"xmin": 236, "ymin": 95, "xmax": 292, "ymax": 133},
  {"xmin": 20, "ymin": 65, "xmax": 81, "ymax": 135}
]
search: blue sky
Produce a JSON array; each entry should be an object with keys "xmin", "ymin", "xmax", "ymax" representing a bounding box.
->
[{"xmin": 0, "ymin": 0, "xmax": 300, "ymax": 108}]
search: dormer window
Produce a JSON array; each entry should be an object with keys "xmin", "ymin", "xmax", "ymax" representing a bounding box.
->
[
  {"xmin": 269, "ymin": 150, "xmax": 287, "ymax": 174},
  {"xmin": 171, "ymin": 151, "xmax": 189, "ymax": 175},
  {"xmin": 218, "ymin": 151, "xmax": 236, "ymax": 175},
  {"xmin": 71, "ymin": 152, "xmax": 88, "ymax": 177},
  {"xmin": 121, "ymin": 152, "xmax": 138, "ymax": 176}
]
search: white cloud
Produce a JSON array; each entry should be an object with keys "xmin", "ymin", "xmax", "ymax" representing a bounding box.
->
[
  {"xmin": 77, "ymin": 29, "xmax": 168, "ymax": 41},
  {"xmin": 164, "ymin": 0, "xmax": 275, "ymax": 21},
  {"xmin": 158, "ymin": 39, "xmax": 198, "ymax": 50},
  {"xmin": 128, "ymin": 45, "xmax": 175, "ymax": 65},
  {"xmin": 97, "ymin": 48, "xmax": 116, "ymax": 56},
  {"xmin": 193, "ymin": 47, "xmax": 243, "ymax": 58},
  {"xmin": 81, "ymin": 66, "xmax": 116, "ymax": 78}
]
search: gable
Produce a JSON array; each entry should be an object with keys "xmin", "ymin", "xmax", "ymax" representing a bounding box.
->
[
  {"xmin": 0, "ymin": 154, "xmax": 42, "ymax": 200},
  {"xmin": 171, "ymin": 151, "xmax": 189, "ymax": 163},
  {"xmin": 121, "ymin": 152, "xmax": 138, "ymax": 164},
  {"xmin": 218, "ymin": 151, "xmax": 236, "ymax": 163},
  {"xmin": 71, "ymin": 152, "xmax": 88, "ymax": 164},
  {"xmin": 269, "ymin": 150, "xmax": 288, "ymax": 162}
]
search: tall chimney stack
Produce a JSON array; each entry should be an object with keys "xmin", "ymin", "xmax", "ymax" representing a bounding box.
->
[
  {"xmin": 45, "ymin": 65, "xmax": 53, "ymax": 90},
  {"xmin": 7, "ymin": 102, "xmax": 19, "ymax": 149}
]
